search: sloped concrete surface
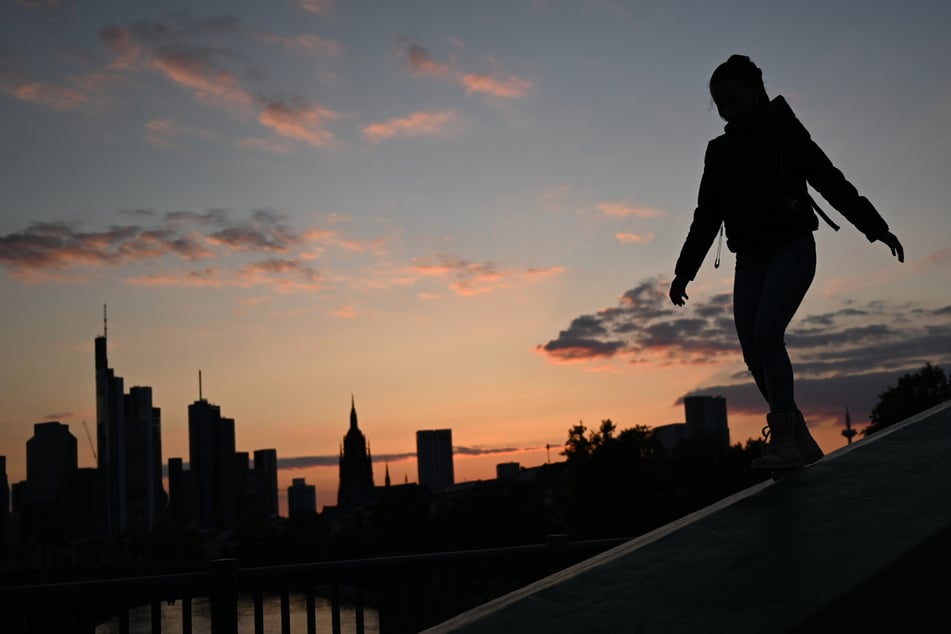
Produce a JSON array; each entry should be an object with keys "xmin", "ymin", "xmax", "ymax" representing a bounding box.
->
[{"xmin": 424, "ymin": 401, "xmax": 951, "ymax": 634}]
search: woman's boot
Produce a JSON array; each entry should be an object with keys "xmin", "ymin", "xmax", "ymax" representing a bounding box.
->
[
  {"xmin": 794, "ymin": 410, "xmax": 824, "ymax": 464},
  {"xmin": 751, "ymin": 411, "xmax": 803, "ymax": 471}
]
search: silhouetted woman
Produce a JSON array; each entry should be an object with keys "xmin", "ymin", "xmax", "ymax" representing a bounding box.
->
[{"xmin": 669, "ymin": 55, "xmax": 904, "ymax": 470}]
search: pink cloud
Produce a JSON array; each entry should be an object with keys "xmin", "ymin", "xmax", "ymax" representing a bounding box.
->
[
  {"xmin": 461, "ymin": 73, "xmax": 532, "ymax": 99},
  {"xmin": 363, "ymin": 110, "xmax": 459, "ymax": 143},
  {"xmin": 12, "ymin": 82, "xmax": 87, "ymax": 110},
  {"xmin": 407, "ymin": 44, "xmax": 453, "ymax": 77},
  {"xmin": 597, "ymin": 202, "xmax": 664, "ymax": 218},
  {"xmin": 405, "ymin": 42, "xmax": 532, "ymax": 100},
  {"xmin": 259, "ymin": 99, "xmax": 339, "ymax": 148},
  {"xmin": 411, "ymin": 256, "xmax": 564, "ymax": 296},
  {"xmin": 151, "ymin": 53, "xmax": 252, "ymax": 110},
  {"xmin": 615, "ymin": 232, "xmax": 655, "ymax": 245}
]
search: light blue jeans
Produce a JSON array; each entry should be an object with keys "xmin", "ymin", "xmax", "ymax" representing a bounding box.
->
[{"xmin": 733, "ymin": 233, "xmax": 816, "ymax": 414}]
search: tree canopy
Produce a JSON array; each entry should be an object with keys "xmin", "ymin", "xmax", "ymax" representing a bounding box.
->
[{"xmin": 863, "ymin": 363, "xmax": 951, "ymax": 436}]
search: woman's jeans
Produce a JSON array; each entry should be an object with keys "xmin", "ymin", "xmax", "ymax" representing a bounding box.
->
[{"xmin": 733, "ymin": 233, "xmax": 816, "ymax": 414}]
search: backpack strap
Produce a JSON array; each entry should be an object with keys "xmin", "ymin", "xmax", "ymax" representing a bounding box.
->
[{"xmin": 805, "ymin": 191, "xmax": 841, "ymax": 231}]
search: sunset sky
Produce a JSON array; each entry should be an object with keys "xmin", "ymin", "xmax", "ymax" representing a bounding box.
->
[{"xmin": 2, "ymin": 0, "xmax": 949, "ymax": 511}]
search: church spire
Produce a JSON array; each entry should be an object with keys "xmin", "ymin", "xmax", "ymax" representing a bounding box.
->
[{"xmin": 350, "ymin": 394, "xmax": 358, "ymax": 430}]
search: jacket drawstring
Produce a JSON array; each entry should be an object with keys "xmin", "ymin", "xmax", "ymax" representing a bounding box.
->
[
  {"xmin": 714, "ymin": 223, "xmax": 724, "ymax": 268},
  {"xmin": 807, "ymin": 192, "xmax": 841, "ymax": 231}
]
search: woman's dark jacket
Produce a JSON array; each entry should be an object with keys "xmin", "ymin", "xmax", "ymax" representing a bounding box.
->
[{"xmin": 674, "ymin": 95, "xmax": 889, "ymax": 281}]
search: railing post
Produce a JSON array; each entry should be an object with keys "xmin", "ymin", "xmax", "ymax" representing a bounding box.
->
[
  {"xmin": 546, "ymin": 533, "xmax": 571, "ymax": 572},
  {"xmin": 209, "ymin": 558, "xmax": 239, "ymax": 634}
]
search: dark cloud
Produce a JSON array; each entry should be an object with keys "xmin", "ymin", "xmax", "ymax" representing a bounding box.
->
[
  {"xmin": 538, "ymin": 276, "xmax": 737, "ymax": 364},
  {"xmin": 541, "ymin": 276, "xmax": 951, "ymax": 376},
  {"xmin": 544, "ymin": 276, "xmax": 951, "ymax": 432},
  {"xmin": 0, "ymin": 210, "xmax": 327, "ymax": 288},
  {"xmin": 274, "ymin": 446, "xmax": 531, "ymax": 471}
]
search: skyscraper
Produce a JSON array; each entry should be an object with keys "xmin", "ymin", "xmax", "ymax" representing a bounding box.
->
[
  {"xmin": 167, "ymin": 457, "xmax": 198, "ymax": 527},
  {"xmin": 23, "ymin": 422, "xmax": 78, "ymax": 537},
  {"xmin": 95, "ymin": 311, "xmax": 127, "ymax": 536},
  {"xmin": 26, "ymin": 422, "xmax": 78, "ymax": 507},
  {"xmin": 684, "ymin": 395, "xmax": 730, "ymax": 449},
  {"xmin": 416, "ymin": 429, "xmax": 454, "ymax": 494},
  {"xmin": 124, "ymin": 386, "xmax": 164, "ymax": 532},
  {"xmin": 253, "ymin": 449, "xmax": 279, "ymax": 518},
  {"xmin": 338, "ymin": 397, "xmax": 374, "ymax": 509},
  {"xmin": 0, "ymin": 456, "xmax": 8, "ymax": 543},
  {"xmin": 95, "ymin": 311, "xmax": 167, "ymax": 535},
  {"xmin": 188, "ymin": 397, "xmax": 238, "ymax": 531},
  {"xmin": 288, "ymin": 478, "xmax": 317, "ymax": 517}
]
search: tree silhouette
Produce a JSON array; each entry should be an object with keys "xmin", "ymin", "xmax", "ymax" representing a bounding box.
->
[{"xmin": 863, "ymin": 363, "xmax": 951, "ymax": 436}]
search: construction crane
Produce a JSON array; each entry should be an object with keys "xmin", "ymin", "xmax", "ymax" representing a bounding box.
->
[{"xmin": 82, "ymin": 420, "xmax": 97, "ymax": 462}]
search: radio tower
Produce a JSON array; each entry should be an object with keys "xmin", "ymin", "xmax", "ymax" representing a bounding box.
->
[{"xmin": 841, "ymin": 405, "xmax": 857, "ymax": 445}]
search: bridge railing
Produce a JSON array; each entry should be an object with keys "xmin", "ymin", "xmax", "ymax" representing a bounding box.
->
[{"xmin": 0, "ymin": 535, "xmax": 627, "ymax": 634}]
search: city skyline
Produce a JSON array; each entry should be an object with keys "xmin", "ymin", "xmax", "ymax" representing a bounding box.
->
[{"xmin": 3, "ymin": 1, "xmax": 951, "ymax": 507}]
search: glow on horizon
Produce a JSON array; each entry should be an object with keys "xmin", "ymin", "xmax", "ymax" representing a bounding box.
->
[{"xmin": 2, "ymin": 1, "xmax": 951, "ymax": 507}]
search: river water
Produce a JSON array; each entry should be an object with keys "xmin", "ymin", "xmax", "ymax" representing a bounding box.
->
[{"xmin": 95, "ymin": 593, "xmax": 380, "ymax": 633}]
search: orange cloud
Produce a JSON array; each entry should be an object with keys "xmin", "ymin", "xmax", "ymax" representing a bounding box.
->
[
  {"xmin": 461, "ymin": 73, "xmax": 532, "ymax": 99},
  {"xmin": 127, "ymin": 259, "xmax": 322, "ymax": 293},
  {"xmin": 411, "ymin": 256, "xmax": 564, "ymax": 296},
  {"xmin": 12, "ymin": 82, "xmax": 87, "ymax": 110},
  {"xmin": 259, "ymin": 99, "xmax": 339, "ymax": 148},
  {"xmin": 363, "ymin": 110, "xmax": 459, "ymax": 143},
  {"xmin": 405, "ymin": 42, "xmax": 532, "ymax": 100},
  {"xmin": 127, "ymin": 268, "xmax": 225, "ymax": 288},
  {"xmin": 615, "ymin": 232, "xmax": 655, "ymax": 245},
  {"xmin": 597, "ymin": 202, "xmax": 664, "ymax": 218},
  {"xmin": 151, "ymin": 53, "xmax": 252, "ymax": 110},
  {"xmin": 407, "ymin": 44, "xmax": 453, "ymax": 78}
]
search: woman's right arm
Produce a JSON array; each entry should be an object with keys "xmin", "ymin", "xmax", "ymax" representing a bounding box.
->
[{"xmin": 671, "ymin": 140, "xmax": 724, "ymax": 304}]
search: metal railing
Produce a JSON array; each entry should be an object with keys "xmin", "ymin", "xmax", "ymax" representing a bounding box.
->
[{"xmin": 0, "ymin": 535, "xmax": 628, "ymax": 634}]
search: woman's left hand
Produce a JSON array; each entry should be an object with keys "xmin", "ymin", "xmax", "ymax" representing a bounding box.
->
[{"xmin": 876, "ymin": 230, "xmax": 904, "ymax": 263}]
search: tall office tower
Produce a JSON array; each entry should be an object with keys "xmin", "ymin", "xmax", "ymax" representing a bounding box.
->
[
  {"xmin": 124, "ymin": 386, "xmax": 165, "ymax": 532},
  {"xmin": 684, "ymin": 395, "xmax": 730, "ymax": 449},
  {"xmin": 288, "ymin": 478, "xmax": 317, "ymax": 517},
  {"xmin": 0, "ymin": 456, "xmax": 10, "ymax": 542},
  {"xmin": 416, "ymin": 429, "xmax": 454, "ymax": 494},
  {"xmin": 253, "ymin": 449, "xmax": 279, "ymax": 518},
  {"xmin": 24, "ymin": 422, "xmax": 78, "ymax": 536},
  {"xmin": 95, "ymin": 311, "xmax": 127, "ymax": 536},
  {"xmin": 188, "ymin": 397, "xmax": 238, "ymax": 531},
  {"xmin": 167, "ymin": 457, "xmax": 198, "ymax": 527},
  {"xmin": 26, "ymin": 422, "xmax": 78, "ymax": 506},
  {"xmin": 338, "ymin": 397, "xmax": 374, "ymax": 509}
]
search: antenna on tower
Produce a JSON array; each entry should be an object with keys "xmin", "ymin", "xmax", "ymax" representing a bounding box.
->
[
  {"xmin": 841, "ymin": 403, "xmax": 857, "ymax": 445},
  {"xmin": 103, "ymin": 304, "xmax": 108, "ymax": 338},
  {"xmin": 199, "ymin": 370, "xmax": 203, "ymax": 401}
]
